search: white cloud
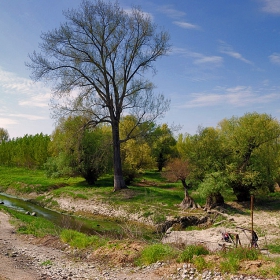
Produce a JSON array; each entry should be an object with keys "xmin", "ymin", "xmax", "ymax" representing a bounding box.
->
[
  {"xmin": 174, "ymin": 49, "xmax": 223, "ymax": 67},
  {"xmin": 269, "ymin": 53, "xmax": 280, "ymax": 64},
  {"xmin": 8, "ymin": 113, "xmax": 46, "ymax": 120},
  {"xmin": 180, "ymin": 86, "xmax": 280, "ymax": 108},
  {"xmin": 219, "ymin": 41, "xmax": 253, "ymax": 65},
  {"xmin": 261, "ymin": 0, "xmax": 280, "ymax": 14},
  {"xmin": 158, "ymin": 5, "xmax": 186, "ymax": 19},
  {"xmin": 173, "ymin": 21, "xmax": 200, "ymax": 30},
  {"xmin": 0, "ymin": 118, "xmax": 18, "ymax": 127},
  {"xmin": 0, "ymin": 67, "xmax": 51, "ymax": 108}
]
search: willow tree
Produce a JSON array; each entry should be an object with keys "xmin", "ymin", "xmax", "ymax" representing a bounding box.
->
[{"xmin": 27, "ymin": 0, "xmax": 170, "ymax": 191}]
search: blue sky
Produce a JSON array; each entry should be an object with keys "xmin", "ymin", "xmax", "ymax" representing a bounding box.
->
[{"xmin": 1, "ymin": 0, "xmax": 280, "ymax": 138}]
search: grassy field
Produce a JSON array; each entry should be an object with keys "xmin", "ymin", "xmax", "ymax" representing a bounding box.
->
[{"xmin": 1, "ymin": 166, "xmax": 280, "ymax": 277}]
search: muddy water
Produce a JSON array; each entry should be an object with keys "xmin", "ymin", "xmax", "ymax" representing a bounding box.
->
[{"xmin": 0, "ymin": 192, "xmax": 121, "ymax": 235}]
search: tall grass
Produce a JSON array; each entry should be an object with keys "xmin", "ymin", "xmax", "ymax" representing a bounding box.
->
[
  {"xmin": 60, "ymin": 229, "xmax": 107, "ymax": 249},
  {"xmin": 136, "ymin": 243, "xmax": 177, "ymax": 265},
  {"xmin": 220, "ymin": 247, "xmax": 260, "ymax": 273}
]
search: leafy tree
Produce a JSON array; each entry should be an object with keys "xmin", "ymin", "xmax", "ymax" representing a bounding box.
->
[
  {"xmin": 176, "ymin": 127, "xmax": 224, "ymax": 186},
  {"xmin": 162, "ymin": 158, "xmax": 198, "ymax": 209},
  {"xmin": 197, "ymin": 172, "xmax": 227, "ymax": 209},
  {"xmin": 46, "ymin": 116, "xmax": 112, "ymax": 185},
  {"xmin": 150, "ymin": 124, "xmax": 177, "ymax": 171},
  {"xmin": 218, "ymin": 112, "xmax": 280, "ymax": 201},
  {"xmin": 27, "ymin": 0, "xmax": 170, "ymax": 191},
  {"xmin": 0, "ymin": 128, "xmax": 9, "ymax": 143},
  {"xmin": 0, "ymin": 133, "xmax": 50, "ymax": 168}
]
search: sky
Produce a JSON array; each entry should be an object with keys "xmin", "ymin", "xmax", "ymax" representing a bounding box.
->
[{"xmin": 1, "ymin": 0, "xmax": 280, "ymax": 138}]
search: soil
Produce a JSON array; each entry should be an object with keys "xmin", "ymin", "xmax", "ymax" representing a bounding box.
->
[{"xmin": 1, "ymin": 194, "xmax": 280, "ymax": 279}]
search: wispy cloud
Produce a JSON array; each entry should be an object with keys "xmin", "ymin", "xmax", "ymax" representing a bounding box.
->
[
  {"xmin": 158, "ymin": 5, "xmax": 200, "ymax": 30},
  {"xmin": 157, "ymin": 5, "xmax": 186, "ymax": 19},
  {"xmin": 269, "ymin": 53, "xmax": 280, "ymax": 64},
  {"xmin": 0, "ymin": 67, "xmax": 51, "ymax": 108},
  {"xmin": 172, "ymin": 48, "xmax": 223, "ymax": 68},
  {"xmin": 180, "ymin": 86, "xmax": 279, "ymax": 108},
  {"xmin": 173, "ymin": 21, "xmax": 200, "ymax": 30},
  {"xmin": 219, "ymin": 41, "xmax": 253, "ymax": 65},
  {"xmin": 260, "ymin": 0, "xmax": 280, "ymax": 15}
]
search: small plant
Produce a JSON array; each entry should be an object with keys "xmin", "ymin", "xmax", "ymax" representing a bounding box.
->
[
  {"xmin": 177, "ymin": 244, "xmax": 209, "ymax": 263},
  {"xmin": 136, "ymin": 243, "xmax": 177, "ymax": 265},
  {"xmin": 40, "ymin": 260, "xmax": 52, "ymax": 266}
]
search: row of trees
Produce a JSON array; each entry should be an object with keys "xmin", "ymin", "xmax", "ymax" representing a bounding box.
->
[
  {"xmin": 168, "ymin": 112, "xmax": 280, "ymax": 207},
  {"xmin": 1, "ymin": 112, "xmax": 280, "ymax": 207}
]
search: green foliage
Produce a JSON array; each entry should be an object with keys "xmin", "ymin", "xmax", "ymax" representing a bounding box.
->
[
  {"xmin": 219, "ymin": 112, "xmax": 280, "ymax": 201},
  {"xmin": 0, "ymin": 133, "xmax": 50, "ymax": 168},
  {"xmin": 198, "ymin": 171, "xmax": 228, "ymax": 198},
  {"xmin": 177, "ymin": 244, "xmax": 209, "ymax": 263},
  {"xmin": 60, "ymin": 229, "xmax": 107, "ymax": 249},
  {"xmin": 136, "ymin": 243, "xmax": 177, "ymax": 265},
  {"xmin": 46, "ymin": 116, "xmax": 113, "ymax": 185}
]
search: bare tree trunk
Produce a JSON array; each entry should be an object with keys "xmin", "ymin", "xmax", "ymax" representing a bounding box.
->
[
  {"xmin": 179, "ymin": 179, "xmax": 198, "ymax": 209},
  {"xmin": 112, "ymin": 121, "xmax": 127, "ymax": 191}
]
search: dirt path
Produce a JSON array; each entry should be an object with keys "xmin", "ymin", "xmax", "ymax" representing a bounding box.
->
[{"xmin": 0, "ymin": 211, "xmax": 175, "ymax": 280}]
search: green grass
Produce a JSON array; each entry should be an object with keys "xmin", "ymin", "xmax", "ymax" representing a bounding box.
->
[
  {"xmin": 267, "ymin": 239, "xmax": 280, "ymax": 253},
  {"xmin": 2, "ymin": 206, "xmax": 61, "ymax": 237},
  {"xmin": 219, "ymin": 247, "xmax": 260, "ymax": 273},
  {"xmin": 60, "ymin": 229, "xmax": 107, "ymax": 249},
  {"xmin": 0, "ymin": 166, "xmax": 83, "ymax": 193},
  {"xmin": 177, "ymin": 244, "xmax": 209, "ymax": 263},
  {"xmin": 136, "ymin": 243, "xmax": 177, "ymax": 265}
]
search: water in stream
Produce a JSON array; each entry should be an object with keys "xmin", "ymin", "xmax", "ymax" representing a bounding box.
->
[{"xmin": 0, "ymin": 192, "xmax": 121, "ymax": 236}]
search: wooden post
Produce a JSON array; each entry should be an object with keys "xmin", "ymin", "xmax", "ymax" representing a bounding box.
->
[{"xmin": 251, "ymin": 195, "xmax": 254, "ymax": 247}]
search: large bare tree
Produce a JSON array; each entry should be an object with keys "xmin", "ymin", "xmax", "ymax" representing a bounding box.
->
[{"xmin": 27, "ymin": 0, "xmax": 170, "ymax": 191}]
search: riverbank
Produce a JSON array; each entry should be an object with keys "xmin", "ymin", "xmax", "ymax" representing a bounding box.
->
[{"xmin": 1, "ymin": 210, "xmax": 279, "ymax": 280}]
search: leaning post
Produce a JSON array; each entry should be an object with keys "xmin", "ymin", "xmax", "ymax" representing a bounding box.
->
[{"xmin": 251, "ymin": 194, "xmax": 254, "ymax": 247}]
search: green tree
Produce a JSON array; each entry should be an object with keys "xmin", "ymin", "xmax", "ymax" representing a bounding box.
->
[
  {"xmin": 150, "ymin": 124, "xmax": 177, "ymax": 171},
  {"xmin": 0, "ymin": 128, "xmax": 9, "ymax": 143},
  {"xmin": 176, "ymin": 127, "xmax": 224, "ymax": 185},
  {"xmin": 46, "ymin": 116, "xmax": 112, "ymax": 185},
  {"xmin": 27, "ymin": 0, "xmax": 170, "ymax": 191},
  {"xmin": 218, "ymin": 112, "xmax": 280, "ymax": 201}
]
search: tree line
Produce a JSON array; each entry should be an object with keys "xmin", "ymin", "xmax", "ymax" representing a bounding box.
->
[{"xmin": 1, "ymin": 112, "xmax": 280, "ymax": 208}]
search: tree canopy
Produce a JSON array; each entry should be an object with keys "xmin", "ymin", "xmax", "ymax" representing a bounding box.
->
[{"xmin": 27, "ymin": 0, "xmax": 170, "ymax": 191}]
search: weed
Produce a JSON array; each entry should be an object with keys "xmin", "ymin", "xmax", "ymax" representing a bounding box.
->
[{"xmin": 40, "ymin": 260, "xmax": 52, "ymax": 266}]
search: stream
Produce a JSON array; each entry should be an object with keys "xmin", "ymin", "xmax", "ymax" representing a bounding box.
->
[{"xmin": 0, "ymin": 192, "xmax": 121, "ymax": 236}]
